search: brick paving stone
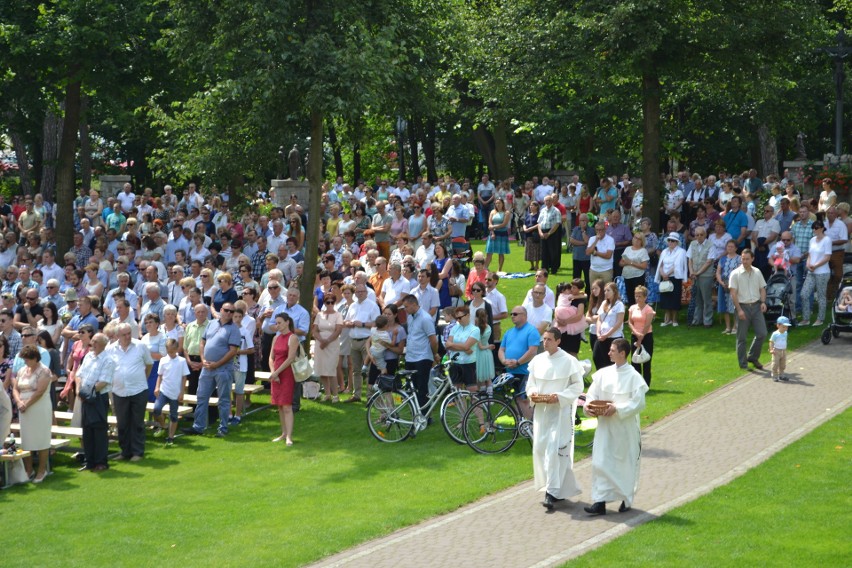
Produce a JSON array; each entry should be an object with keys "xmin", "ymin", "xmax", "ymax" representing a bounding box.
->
[{"xmin": 310, "ymin": 341, "xmax": 852, "ymax": 568}]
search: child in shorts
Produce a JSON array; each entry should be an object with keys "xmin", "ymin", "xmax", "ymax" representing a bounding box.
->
[
  {"xmin": 153, "ymin": 339, "xmax": 190, "ymax": 444},
  {"xmin": 230, "ymin": 305, "xmax": 255, "ymax": 426},
  {"xmin": 769, "ymin": 316, "xmax": 790, "ymax": 382},
  {"xmin": 367, "ymin": 315, "xmax": 391, "ymax": 375}
]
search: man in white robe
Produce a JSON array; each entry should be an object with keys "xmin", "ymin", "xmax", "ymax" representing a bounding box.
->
[
  {"xmin": 526, "ymin": 327, "xmax": 585, "ymax": 510},
  {"xmin": 583, "ymin": 338, "xmax": 648, "ymax": 515}
]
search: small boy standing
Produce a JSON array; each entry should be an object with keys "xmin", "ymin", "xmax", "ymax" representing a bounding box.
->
[
  {"xmin": 154, "ymin": 339, "xmax": 190, "ymax": 444},
  {"xmin": 769, "ymin": 316, "xmax": 790, "ymax": 382}
]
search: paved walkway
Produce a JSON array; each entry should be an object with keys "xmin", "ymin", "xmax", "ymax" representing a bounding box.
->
[{"xmin": 310, "ymin": 340, "xmax": 852, "ymax": 568}]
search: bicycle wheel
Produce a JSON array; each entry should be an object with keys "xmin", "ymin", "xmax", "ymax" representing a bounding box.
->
[
  {"xmin": 440, "ymin": 390, "xmax": 472, "ymax": 444},
  {"xmin": 462, "ymin": 398, "xmax": 519, "ymax": 454},
  {"xmin": 366, "ymin": 390, "xmax": 417, "ymax": 442}
]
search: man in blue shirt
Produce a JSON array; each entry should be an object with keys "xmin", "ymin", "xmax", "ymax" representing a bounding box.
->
[
  {"xmin": 498, "ymin": 306, "xmax": 541, "ymax": 419},
  {"xmin": 447, "ymin": 194, "xmax": 470, "ymax": 239},
  {"xmin": 724, "ymin": 196, "xmax": 749, "ymax": 251},
  {"xmin": 184, "ymin": 303, "xmax": 241, "ymax": 437},
  {"xmin": 402, "ymin": 295, "xmax": 439, "ymax": 409}
]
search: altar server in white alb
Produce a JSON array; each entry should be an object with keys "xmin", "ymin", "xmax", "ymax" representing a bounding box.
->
[
  {"xmin": 526, "ymin": 327, "xmax": 585, "ymax": 511},
  {"xmin": 583, "ymin": 338, "xmax": 648, "ymax": 516}
]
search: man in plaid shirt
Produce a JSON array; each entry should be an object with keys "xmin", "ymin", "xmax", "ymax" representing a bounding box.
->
[{"xmin": 789, "ymin": 205, "xmax": 813, "ymax": 315}]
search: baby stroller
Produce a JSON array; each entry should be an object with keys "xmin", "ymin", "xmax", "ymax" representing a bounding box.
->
[
  {"xmin": 451, "ymin": 236, "xmax": 472, "ymax": 272},
  {"xmin": 764, "ymin": 272, "xmax": 794, "ymax": 327},
  {"xmin": 820, "ymin": 253, "xmax": 852, "ymax": 344}
]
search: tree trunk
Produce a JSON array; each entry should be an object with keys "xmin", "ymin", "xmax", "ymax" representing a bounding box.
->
[
  {"xmin": 408, "ymin": 116, "xmax": 420, "ymax": 178},
  {"xmin": 492, "ymin": 117, "xmax": 511, "ymax": 180},
  {"xmin": 757, "ymin": 124, "xmax": 778, "ymax": 178},
  {"xmin": 471, "ymin": 125, "xmax": 497, "ymax": 176},
  {"xmin": 299, "ymin": 109, "xmax": 324, "ymax": 316},
  {"xmin": 423, "ymin": 119, "xmax": 437, "ymax": 182},
  {"xmin": 39, "ymin": 109, "xmax": 63, "ymax": 201},
  {"xmin": 641, "ymin": 69, "xmax": 662, "ymax": 232},
  {"xmin": 396, "ymin": 121, "xmax": 406, "ymax": 181},
  {"xmin": 55, "ymin": 78, "xmax": 83, "ymax": 257},
  {"xmin": 329, "ymin": 123, "xmax": 344, "ymax": 179},
  {"xmin": 7, "ymin": 119, "xmax": 33, "ymax": 196},
  {"xmin": 353, "ymin": 142, "xmax": 361, "ymax": 184},
  {"xmin": 79, "ymin": 94, "xmax": 92, "ymax": 191}
]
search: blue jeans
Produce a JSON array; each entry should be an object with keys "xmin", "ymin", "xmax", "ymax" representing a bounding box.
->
[
  {"xmin": 193, "ymin": 368, "xmax": 232, "ymax": 432},
  {"xmin": 153, "ymin": 392, "xmax": 179, "ymax": 422}
]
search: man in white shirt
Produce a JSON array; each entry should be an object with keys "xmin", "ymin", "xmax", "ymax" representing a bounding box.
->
[
  {"xmin": 411, "ymin": 269, "xmax": 440, "ymax": 318},
  {"xmin": 109, "ymin": 323, "xmax": 153, "ymax": 461},
  {"xmin": 343, "ymin": 285, "xmax": 381, "ymax": 402},
  {"xmin": 523, "ymin": 269, "xmax": 556, "ymax": 309},
  {"xmin": 525, "ymin": 284, "xmax": 554, "ymax": 335},
  {"xmin": 534, "ymin": 177, "xmax": 555, "ymax": 204},
  {"xmin": 380, "ymin": 263, "xmax": 412, "ymax": 309},
  {"xmin": 116, "ymin": 183, "xmax": 136, "ymax": 214},
  {"xmin": 414, "ymin": 233, "xmax": 436, "ymax": 269},
  {"xmin": 266, "ymin": 220, "xmax": 286, "ymax": 254},
  {"xmin": 586, "ymin": 222, "xmax": 615, "ymax": 284},
  {"xmin": 825, "ymin": 206, "xmax": 849, "ymax": 303},
  {"xmin": 39, "ymin": 250, "xmax": 65, "ymax": 285}
]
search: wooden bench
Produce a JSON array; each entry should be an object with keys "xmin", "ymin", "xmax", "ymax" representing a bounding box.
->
[
  {"xmin": 1, "ymin": 450, "xmax": 31, "ymax": 489},
  {"xmin": 2, "ymin": 438, "xmax": 72, "ymax": 488},
  {"xmin": 10, "ymin": 424, "xmax": 84, "ymax": 439},
  {"xmin": 54, "ymin": 411, "xmax": 119, "ymax": 426},
  {"xmin": 181, "ymin": 383, "xmax": 264, "ymax": 405}
]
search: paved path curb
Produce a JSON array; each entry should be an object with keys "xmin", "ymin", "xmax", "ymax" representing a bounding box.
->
[{"xmin": 309, "ymin": 340, "xmax": 852, "ymax": 568}]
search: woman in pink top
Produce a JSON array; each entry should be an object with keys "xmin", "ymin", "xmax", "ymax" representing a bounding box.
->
[{"xmin": 628, "ymin": 285, "xmax": 655, "ymax": 386}]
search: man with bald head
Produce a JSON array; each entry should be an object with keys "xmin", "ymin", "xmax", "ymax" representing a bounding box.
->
[
  {"xmin": 498, "ymin": 306, "xmax": 541, "ymax": 420},
  {"xmin": 77, "ymin": 333, "xmax": 115, "ymax": 472}
]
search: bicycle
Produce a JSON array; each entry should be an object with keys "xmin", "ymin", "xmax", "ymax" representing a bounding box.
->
[
  {"xmin": 365, "ymin": 357, "xmax": 474, "ymax": 443},
  {"xmin": 461, "ymin": 373, "xmax": 534, "ymax": 454}
]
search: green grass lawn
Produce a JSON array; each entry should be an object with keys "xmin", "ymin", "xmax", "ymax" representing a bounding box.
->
[
  {"xmin": 569, "ymin": 408, "xmax": 852, "ymax": 567},
  {"xmin": 0, "ymin": 241, "xmax": 824, "ymax": 567}
]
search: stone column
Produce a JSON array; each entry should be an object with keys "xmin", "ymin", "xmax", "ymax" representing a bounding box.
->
[
  {"xmin": 270, "ymin": 179, "xmax": 310, "ymax": 210},
  {"xmin": 98, "ymin": 175, "xmax": 132, "ymax": 199}
]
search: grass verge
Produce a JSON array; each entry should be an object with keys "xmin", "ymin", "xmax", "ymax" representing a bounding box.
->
[{"xmin": 569, "ymin": 408, "xmax": 851, "ymax": 567}]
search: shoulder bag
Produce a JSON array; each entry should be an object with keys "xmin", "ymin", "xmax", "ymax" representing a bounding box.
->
[{"xmin": 291, "ymin": 343, "xmax": 313, "ymax": 382}]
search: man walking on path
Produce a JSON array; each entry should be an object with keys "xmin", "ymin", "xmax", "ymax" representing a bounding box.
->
[
  {"xmin": 728, "ymin": 248, "xmax": 768, "ymax": 371},
  {"xmin": 526, "ymin": 327, "xmax": 585, "ymax": 511},
  {"xmin": 583, "ymin": 339, "xmax": 648, "ymax": 516}
]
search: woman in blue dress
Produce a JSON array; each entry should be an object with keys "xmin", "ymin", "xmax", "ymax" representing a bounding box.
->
[
  {"xmin": 434, "ymin": 242, "xmax": 452, "ymax": 309},
  {"xmin": 485, "ymin": 198, "xmax": 511, "ymax": 272}
]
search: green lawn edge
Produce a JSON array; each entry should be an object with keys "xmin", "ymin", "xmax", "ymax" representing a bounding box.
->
[{"xmin": 568, "ymin": 408, "xmax": 852, "ymax": 567}]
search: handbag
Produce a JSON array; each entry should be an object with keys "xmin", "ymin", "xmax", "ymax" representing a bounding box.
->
[
  {"xmin": 291, "ymin": 344, "xmax": 313, "ymax": 382},
  {"xmin": 632, "ymin": 344, "xmax": 651, "ymax": 364},
  {"xmin": 659, "ymin": 280, "xmax": 674, "ymax": 293}
]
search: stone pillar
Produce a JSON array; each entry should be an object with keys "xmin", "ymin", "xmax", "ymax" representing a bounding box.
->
[
  {"xmin": 270, "ymin": 179, "xmax": 310, "ymax": 210},
  {"xmin": 98, "ymin": 175, "xmax": 132, "ymax": 199}
]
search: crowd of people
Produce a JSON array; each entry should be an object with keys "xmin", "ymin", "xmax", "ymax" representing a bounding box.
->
[{"xmin": 0, "ymin": 167, "xmax": 849, "ymax": 489}]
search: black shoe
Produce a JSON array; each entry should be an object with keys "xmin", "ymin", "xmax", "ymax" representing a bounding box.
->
[
  {"xmin": 542, "ymin": 493, "xmax": 554, "ymax": 510},
  {"xmin": 584, "ymin": 502, "xmax": 606, "ymax": 516},
  {"xmin": 748, "ymin": 359, "xmax": 764, "ymax": 370},
  {"xmin": 618, "ymin": 501, "xmax": 631, "ymax": 513},
  {"xmin": 181, "ymin": 427, "xmax": 203, "ymax": 436}
]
